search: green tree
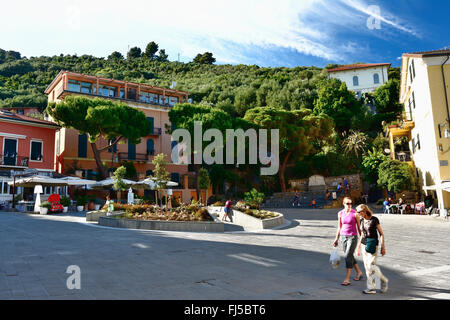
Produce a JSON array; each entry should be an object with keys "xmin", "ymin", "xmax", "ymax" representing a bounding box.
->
[
  {"xmin": 244, "ymin": 107, "xmax": 334, "ymax": 192},
  {"xmin": 193, "ymin": 52, "xmax": 216, "ymax": 64},
  {"xmin": 244, "ymin": 188, "xmax": 265, "ymax": 209},
  {"xmin": 377, "ymin": 159, "xmax": 417, "ymax": 193},
  {"xmin": 152, "ymin": 153, "xmax": 170, "ymax": 208},
  {"xmin": 361, "ymin": 148, "xmax": 388, "ymax": 185},
  {"xmin": 157, "ymin": 49, "xmax": 169, "ymax": 62},
  {"xmin": 198, "ymin": 168, "xmax": 211, "ymax": 204},
  {"xmin": 374, "ymin": 79, "xmax": 403, "ymax": 118},
  {"xmin": 107, "ymin": 51, "xmax": 124, "ymax": 61},
  {"xmin": 127, "ymin": 47, "xmax": 142, "ymax": 59},
  {"xmin": 168, "ymin": 103, "xmax": 234, "ymax": 198},
  {"xmin": 46, "ymin": 96, "xmax": 150, "ymax": 179},
  {"xmin": 341, "ymin": 130, "xmax": 368, "ymax": 159},
  {"xmin": 144, "ymin": 41, "xmax": 159, "ymax": 60},
  {"xmin": 112, "ymin": 165, "xmax": 128, "ymax": 203},
  {"xmin": 313, "ymin": 78, "xmax": 361, "ymax": 134}
]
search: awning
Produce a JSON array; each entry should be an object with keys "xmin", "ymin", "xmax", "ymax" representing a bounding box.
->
[
  {"xmin": 8, "ymin": 175, "xmax": 69, "ymax": 187},
  {"xmin": 423, "ymin": 181, "xmax": 450, "ymax": 192}
]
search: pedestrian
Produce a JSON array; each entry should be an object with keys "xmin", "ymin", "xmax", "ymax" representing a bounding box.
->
[
  {"xmin": 337, "ymin": 183, "xmax": 343, "ymax": 196},
  {"xmin": 223, "ymin": 199, "xmax": 233, "ymax": 222},
  {"xmin": 355, "ymin": 204, "xmax": 388, "ymax": 294},
  {"xmin": 167, "ymin": 195, "xmax": 172, "ymax": 209},
  {"xmin": 105, "ymin": 194, "xmax": 113, "ymax": 216},
  {"xmin": 332, "ymin": 197, "xmax": 364, "ymax": 286},
  {"xmin": 292, "ymin": 191, "xmax": 299, "ymax": 207},
  {"xmin": 311, "ymin": 198, "xmax": 316, "ymax": 209}
]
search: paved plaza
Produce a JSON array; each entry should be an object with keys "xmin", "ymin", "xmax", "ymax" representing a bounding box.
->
[{"xmin": 1, "ymin": 208, "xmax": 450, "ymax": 300}]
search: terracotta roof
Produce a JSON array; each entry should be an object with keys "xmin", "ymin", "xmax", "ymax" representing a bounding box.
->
[
  {"xmin": 403, "ymin": 48, "xmax": 450, "ymax": 58},
  {"xmin": 0, "ymin": 110, "xmax": 60, "ymax": 128},
  {"xmin": 326, "ymin": 63, "xmax": 391, "ymax": 73}
]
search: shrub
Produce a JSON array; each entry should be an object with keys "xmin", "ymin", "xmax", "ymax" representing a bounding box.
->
[
  {"xmin": 40, "ymin": 201, "xmax": 52, "ymax": 209},
  {"xmin": 195, "ymin": 208, "xmax": 210, "ymax": 220},
  {"xmin": 212, "ymin": 201, "xmax": 224, "ymax": 206},
  {"xmin": 76, "ymin": 196, "xmax": 88, "ymax": 206},
  {"xmin": 60, "ymin": 196, "xmax": 71, "ymax": 207}
]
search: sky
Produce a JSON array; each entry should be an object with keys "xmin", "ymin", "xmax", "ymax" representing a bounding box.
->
[{"xmin": 1, "ymin": 0, "xmax": 449, "ymax": 68}]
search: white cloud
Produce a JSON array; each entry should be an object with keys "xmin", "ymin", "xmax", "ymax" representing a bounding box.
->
[{"xmin": 0, "ymin": 0, "xmax": 421, "ymax": 64}]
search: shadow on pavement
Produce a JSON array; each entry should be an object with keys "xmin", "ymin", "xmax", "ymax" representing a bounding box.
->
[{"xmin": 0, "ymin": 211, "xmax": 419, "ymax": 300}]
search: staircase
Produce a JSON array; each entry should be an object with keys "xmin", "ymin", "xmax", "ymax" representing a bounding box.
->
[{"xmin": 262, "ymin": 191, "xmax": 335, "ymax": 209}]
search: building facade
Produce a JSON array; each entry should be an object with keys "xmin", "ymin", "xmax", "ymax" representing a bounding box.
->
[
  {"xmin": 327, "ymin": 63, "xmax": 390, "ymax": 98},
  {"xmin": 44, "ymin": 71, "xmax": 200, "ymax": 202},
  {"xmin": 0, "ymin": 110, "xmax": 60, "ymax": 202},
  {"xmin": 395, "ymin": 49, "xmax": 450, "ymax": 213}
]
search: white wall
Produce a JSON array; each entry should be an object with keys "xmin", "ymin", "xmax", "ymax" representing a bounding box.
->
[{"xmin": 328, "ymin": 66, "xmax": 389, "ymax": 94}]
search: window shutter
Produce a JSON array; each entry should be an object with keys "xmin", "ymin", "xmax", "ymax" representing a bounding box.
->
[{"xmin": 78, "ymin": 134, "xmax": 87, "ymax": 158}]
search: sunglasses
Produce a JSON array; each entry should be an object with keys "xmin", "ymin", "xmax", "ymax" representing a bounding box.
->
[{"xmin": 345, "ymin": 202, "xmax": 352, "ymax": 205}]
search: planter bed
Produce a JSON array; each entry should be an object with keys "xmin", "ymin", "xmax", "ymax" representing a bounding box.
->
[
  {"xmin": 208, "ymin": 206, "xmax": 284, "ymax": 231},
  {"xmin": 98, "ymin": 214, "xmax": 224, "ymax": 232},
  {"xmin": 86, "ymin": 210, "xmax": 125, "ymax": 222}
]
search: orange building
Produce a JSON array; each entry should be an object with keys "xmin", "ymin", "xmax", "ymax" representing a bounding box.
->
[{"xmin": 44, "ymin": 70, "xmax": 201, "ymax": 202}]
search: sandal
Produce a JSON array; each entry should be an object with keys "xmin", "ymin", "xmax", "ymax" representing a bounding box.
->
[
  {"xmin": 353, "ymin": 274, "xmax": 363, "ymax": 281},
  {"xmin": 341, "ymin": 281, "xmax": 351, "ymax": 286}
]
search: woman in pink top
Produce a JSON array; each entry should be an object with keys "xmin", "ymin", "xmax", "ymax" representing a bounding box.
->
[{"xmin": 332, "ymin": 197, "xmax": 363, "ymax": 286}]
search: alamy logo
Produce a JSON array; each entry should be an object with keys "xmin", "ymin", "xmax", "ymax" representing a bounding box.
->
[
  {"xmin": 171, "ymin": 121, "xmax": 279, "ymax": 175},
  {"xmin": 367, "ymin": 5, "xmax": 381, "ymax": 30},
  {"xmin": 66, "ymin": 265, "xmax": 81, "ymax": 290}
]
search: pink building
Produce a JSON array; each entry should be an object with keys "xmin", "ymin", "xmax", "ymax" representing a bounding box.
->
[{"xmin": 0, "ymin": 110, "xmax": 60, "ymax": 202}]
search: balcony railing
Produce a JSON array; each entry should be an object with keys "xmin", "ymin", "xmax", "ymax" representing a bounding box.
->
[
  {"xmin": 60, "ymin": 89, "xmax": 178, "ymax": 109},
  {"xmin": 395, "ymin": 151, "xmax": 412, "ymax": 162},
  {"xmin": 0, "ymin": 154, "xmax": 29, "ymax": 167},
  {"xmin": 148, "ymin": 128, "xmax": 162, "ymax": 135},
  {"xmin": 117, "ymin": 153, "xmax": 148, "ymax": 162}
]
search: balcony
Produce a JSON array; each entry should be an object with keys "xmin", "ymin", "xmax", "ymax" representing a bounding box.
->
[
  {"xmin": 148, "ymin": 127, "xmax": 162, "ymax": 136},
  {"xmin": 117, "ymin": 153, "xmax": 148, "ymax": 163},
  {"xmin": 394, "ymin": 151, "xmax": 412, "ymax": 162},
  {"xmin": 0, "ymin": 154, "xmax": 29, "ymax": 167}
]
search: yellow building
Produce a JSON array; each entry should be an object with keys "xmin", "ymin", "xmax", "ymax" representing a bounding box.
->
[{"xmin": 394, "ymin": 49, "xmax": 450, "ymax": 214}]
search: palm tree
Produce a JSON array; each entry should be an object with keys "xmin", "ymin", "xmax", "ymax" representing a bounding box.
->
[{"xmin": 342, "ymin": 130, "xmax": 368, "ymax": 158}]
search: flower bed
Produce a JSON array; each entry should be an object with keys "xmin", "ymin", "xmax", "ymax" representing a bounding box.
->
[
  {"xmin": 103, "ymin": 202, "xmax": 213, "ymax": 222},
  {"xmin": 232, "ymin": 203, "xmax": 279, "ymax": 220}
]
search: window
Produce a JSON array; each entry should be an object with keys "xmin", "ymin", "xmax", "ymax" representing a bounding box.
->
[
  {"xmin": 78, "ymin": 134, "xmax": 87, "ymax": 158},
  {"xmin": 108, "ymin": 138, "xmax": 117, "ymax": 153},
  {"xmin": 146, "ymin": 139, "xmax": 154, "ymax": 155},
  {"xmin": 373, "ymin": 73, "xmax": 380, "ymax": 84},
  {"xmin": 146, "ymin": 117, "xmax": 154, "ymax": 134},
  {"xmin": 409, "ymin": 59, "xmax": 416, "ymax": 83},
  {"xmin": 412, "ymin": 91, "xmax": 416, "ymax": 109},
  {"xmin": 80, "ymin": 82, "xmax": 93, "ymax": 94},
  {"xmin": 120, "ymin": 88, "xmax": 125, "ymax": 98},
  {"xmin": 99, "ymin": 85, "xmax": 116, "ymax": 97},
  {"xmin": 353, "ymin": 76, "xmax": 359, "ymax": 86},
  {"xmin": 146, "ymin": 170, "xmax": 154, "ymax": 177},
  {"xmin": 30, "ymin": 140, "xmax": 43, "ymax": 161},
  {"xmin": 170, "ymin": 173, "xmax": 180, "ymax": 184},
  {"xmin": 68, "ymin": 80, "xmax": 81, "ymax": 92},
  {"xmin": 168, "ymin": 96, "xmax": 179, "ymax": 106}
]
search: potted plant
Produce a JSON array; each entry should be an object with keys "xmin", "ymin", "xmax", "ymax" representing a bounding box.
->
[
  {"xmin": 88, "ymin": 195, "xmax": 96, "ymax": 210},
  {"xmin": 39, "ymin": 201, "xmax": 51, "ymax": 215},
  {"xmin": 76, "ymin": 196, "xmax": 87, "ymax": 212},
  {"xmin": 60, "ymin": 196, "xmax": 71, "ymax": 213},
  {"xmin": 94, "ymin": 198, "xmax": 102, "ymax": 211}
]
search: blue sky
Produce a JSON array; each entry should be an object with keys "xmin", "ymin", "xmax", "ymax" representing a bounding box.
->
[{"xmin": 1, "ymin": 0, "xmax": 449, "ymax": 68}]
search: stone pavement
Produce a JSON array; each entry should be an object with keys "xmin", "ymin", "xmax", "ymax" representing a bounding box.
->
[{"xmin": 1, "ymin": 208, "xmax": 450, "ymax": 300}]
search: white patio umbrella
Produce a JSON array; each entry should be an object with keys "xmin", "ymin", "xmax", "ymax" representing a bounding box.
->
[
  {"xmin": 132, "ymin": 177, "xmax": 178, "ymax": 190},
  {"xmin": 59, "ymin": 176, "xmax": 97, "ymax": 186},
  {"xmin": 8, "ymin": 175, "xmax": 69, "ymax": 187},
  {"xmin": 90, "ymin": 177, "xmax": 136, "ymax": 190}
]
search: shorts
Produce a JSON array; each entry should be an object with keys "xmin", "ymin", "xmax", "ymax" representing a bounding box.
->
[{"xmin": 224, "ymin": 207, "xmax": 230, "ymax": 214}]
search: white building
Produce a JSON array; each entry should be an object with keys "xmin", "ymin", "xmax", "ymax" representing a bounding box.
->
[{"xmin": 327, "ymin": 63, "xmax": 391, "ymax": 98}]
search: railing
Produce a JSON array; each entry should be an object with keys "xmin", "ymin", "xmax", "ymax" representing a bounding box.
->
[
  {"xmin": 61, "ymin": 90, "xmax": 178, "ymax": 109},
  {"xmin": 148, "ymin": 127, "xmax": 162, "ymax": 135},
  {"xmin": 117, "ymin": 153, "xmax": 148, "ymax": 162},
  {"xmin": 0, "ymin": 154, "xmax": 29, "ymax": 167},
  {"xmin": 395, "ymin": 151, "xmax": 412, "ymax": 162}
]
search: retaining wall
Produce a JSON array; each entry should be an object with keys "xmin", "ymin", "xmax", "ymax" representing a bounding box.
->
[{"xmin": 208, "ymin": 206, "xmax": 284, "ymax": 231}]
